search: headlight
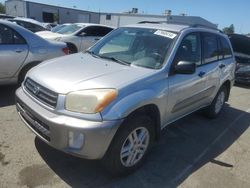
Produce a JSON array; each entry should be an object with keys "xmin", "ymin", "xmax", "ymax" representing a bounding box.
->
[
  {"xmin": 237, "ymin": 65, "xmax": 250, "ymax": 72},
  {"xmin": 65, "ymin": 89, "xmax": 118, "ymax": 114}
]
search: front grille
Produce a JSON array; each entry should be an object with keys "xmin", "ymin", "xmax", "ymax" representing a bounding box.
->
[
  {"xmin": 24, "ymin": 78, "xmax": 58, "ymax": 108},
  {"xmin": 17, "ymin": 101, "xmax": 51, "ymax": 142}
]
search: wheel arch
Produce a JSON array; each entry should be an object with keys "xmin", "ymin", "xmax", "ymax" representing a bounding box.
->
[
  {"xmin": 221, "ymin": 80, "xmax": 231, "ymax": 101},
  {"xmin": 18, "ymin": 61, "xmax": 41, "ymax": 83},
  {"xmin": 66, "ymin": 42, "xmax": 78, "ymax": 53},
  {"xmin": 117, "ymin": 104, "xmax": 161, "ymax": 141}
]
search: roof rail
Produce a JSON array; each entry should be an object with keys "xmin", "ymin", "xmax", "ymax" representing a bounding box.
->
[
  {"xmin": 137, "ymin": 21, "xmax": 224, "ymax": 33},
  {"xmin": 138, "ymin": 21, "xmax": 164, "ymax": 24},
  {"xmin": 191, "ymin": 24, "xmax": 223, "ymax": 33}
]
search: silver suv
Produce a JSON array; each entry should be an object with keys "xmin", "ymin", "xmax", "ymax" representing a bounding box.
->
[{"xmin": 16, "ymin": 22, "xmax": 235, "ymax": 175}]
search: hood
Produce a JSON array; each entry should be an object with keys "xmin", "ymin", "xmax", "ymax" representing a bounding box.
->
[
  {"xmin": 36, "ymin": 31, "xmax": 67, "ymax": 40},
  {"xmin": 27, "ymin": 53, "xmax": 155, "ymax": 94}
]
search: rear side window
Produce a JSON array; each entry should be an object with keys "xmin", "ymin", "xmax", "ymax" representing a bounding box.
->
[
  {"xmin": 220, "ymin": 36, "xmax": 233, "ymax": 59},
  {"xmin": 16, "ymin": 21, "xmax": 45, "ymax": 32},
  {"xmin": 99, "ymin": 27, "xmax": 113, "ymax": 36},
  {"xmin": 83, "ymin": 26, "xmax": 113, "ymax": 37},
  {"xmin": 202, "ymin": 33, "xmax": 218, "ymax": 64},
  {"xmin": 0, "ymin": 24, "xmax": 26, "ymax": 44}
]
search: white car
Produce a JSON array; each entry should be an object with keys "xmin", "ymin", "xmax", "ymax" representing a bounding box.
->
[
  {"xmin": 8, "ymin": 17, "xmax": 48, "ymax": 33},
  {"xmin": 36, "ymin": 23, "xmax": 114, "ymax": 53}
]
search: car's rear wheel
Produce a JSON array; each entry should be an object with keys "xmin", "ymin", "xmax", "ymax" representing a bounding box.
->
[
  {"xmin": 102, "ymin": 115, "xmax": 155, "ymax": 175},
  {"xmin": 204, "ymin": 86, "xmax": 227, "ymax": 118},
  {"xmin": 66, "ymin": 43, "xmax": 78, "ymax": 54}
]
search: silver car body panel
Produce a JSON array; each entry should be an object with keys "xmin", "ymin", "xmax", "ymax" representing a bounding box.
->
[
  {"xmin": 0, "ymin": 20, "xmax": 67, "ymax": 85},
  {"xmin": 16, "ymin": 23, "xmax": 235, "ymax": 159}
]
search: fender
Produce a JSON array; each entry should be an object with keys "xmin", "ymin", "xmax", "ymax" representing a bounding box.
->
[{"xmin": 101, "ymin": 88, "xmax": 166, "ymax": 123}]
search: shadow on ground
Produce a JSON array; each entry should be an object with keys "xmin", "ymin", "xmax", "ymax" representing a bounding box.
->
[
  {"xmin": 35, "ymin": 104, "xmax": 250, "ymax": 188},
  {"xmin": 0, "ymin": 85, "xmax": 18, "ymax": 107},
  {"xmin": 234, "ymin": 83, "xmax": 250, "ymax": 89}
]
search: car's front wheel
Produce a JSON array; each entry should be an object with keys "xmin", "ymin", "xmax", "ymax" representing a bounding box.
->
[{"xmin": 102, "ymin": 115, "xmax": 155, "ymax": 175}]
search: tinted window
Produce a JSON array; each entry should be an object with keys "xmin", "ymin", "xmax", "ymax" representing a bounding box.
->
[
  {"xmin": 83, "ymin": 26, "xmax": 112, "ymax": 37},
  {"xmin": 0, "ymin": 24, "xmax": 26, "ymax": 44},
  {"xmin": 202, "ymin": 33, "xmax": 218, "ymax": 64},
  {"xmin": 15, "ymin": 21, "xmax": 45, "ymax": 32},
  {"xmin": 99, "ymin": 27, "xmax": 113, "ymax": 36},
  {"xmin": 220, "ymin": 36, "xmax": 233, "ymax": 59},
  {"xmin": 174, "ymin": 33, "xmax": 201, "ymax": 66}
]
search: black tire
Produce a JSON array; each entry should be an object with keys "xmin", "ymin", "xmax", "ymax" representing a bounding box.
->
[
  {"xmin": 66, "ymin": 43, "xmax": 78, "ymax": 54},
  {"xmin": 203, "ymin": 86, "xmax": 227, "ymax": 118},
  {"xmin": 102, "ymin": 115, "xmax": 155, "ymax": 176}
]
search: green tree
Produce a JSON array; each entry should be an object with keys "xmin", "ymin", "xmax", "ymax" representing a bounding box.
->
[
  {"xmin": 223, "ymin": 24, "xmax": 235, "ymax": 34},
  {"xmin": 0, "ymin": 3, "xmax": 5, "ymax": 14}
]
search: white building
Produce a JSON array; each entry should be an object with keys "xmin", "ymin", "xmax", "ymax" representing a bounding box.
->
[
  {"xmin": 100, "ymin": 13, "xmax": 217, "ymax": 29},
  {"xmin": 5, "ymin": 0, "xmax": 217, "ymax": 29},
  {"xmin": 5, "ymin": 0, "xmax": 100, "ymax": 24}
]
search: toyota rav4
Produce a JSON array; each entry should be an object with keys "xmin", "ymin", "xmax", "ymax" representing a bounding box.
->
[{"xmin": 16, "ymin": 22, "xmax": 235, "ymax": 175}]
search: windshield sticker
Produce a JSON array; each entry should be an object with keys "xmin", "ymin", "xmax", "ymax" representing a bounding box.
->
[{"xmin": 154, "ymin": 30, "xmax": 177, "ymax": 39}]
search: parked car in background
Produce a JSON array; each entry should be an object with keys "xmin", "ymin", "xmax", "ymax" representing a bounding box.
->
[
  {"xmin": 16, "ymin": 22, "xmax": 235, "ymax": 175},
  {"xmin": 51, "ymin": 23, "xmax": 71, "ymax": 33},
  {"xmin": 36, "ymin": 23, "xmax": 72, "ymax": 38},
  {"xmin": 0, "ymin": 14, "xmax": 14, "ymax": 19},
  {"xmin": 0, "ymin": 20, "xmax": 69, "ymax": 85},
  {"xmin": 36, "ymin": 23, "xmax": 114, "ymax": 53},
  {"xmin": 42, "ymin": 23, "xmax": 58, "ymax": 30},
  {"xmin": 229, "ymin": 34, "xmax": 250, "ymax": 84},
  {"xmin": 8, "ymin": 17, "xmax": 48, "ymax": 33}
]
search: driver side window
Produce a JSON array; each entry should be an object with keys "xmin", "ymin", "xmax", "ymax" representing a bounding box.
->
[{"xmin": 174, "ymin": 33, "xmax": 201, "ymax": 66}]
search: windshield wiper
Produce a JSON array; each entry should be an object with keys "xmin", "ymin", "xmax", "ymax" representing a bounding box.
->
[
  {"xmin": 99, "ymin": 56, "xmax": 130, "ymax": 66},
  {"xmin": 85, "ymin": 51, "xmax": 130, "ymax": 66},
  {"xmin": 85, "ymin": 50, "xmax": 101, "ymax": 58}
]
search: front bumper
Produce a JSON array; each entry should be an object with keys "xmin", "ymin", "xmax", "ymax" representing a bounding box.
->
[{"xmin": 15, "ymin": 87, "xmax": 123, "ymax": 159}]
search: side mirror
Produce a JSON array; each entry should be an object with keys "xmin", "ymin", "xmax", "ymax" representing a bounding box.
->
[{"xmin": 175, "ymin": 61, "xmax": 196, "ymax": 74}]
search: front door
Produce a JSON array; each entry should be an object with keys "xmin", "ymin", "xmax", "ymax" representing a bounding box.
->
[{"xmin": 166, "ymin": 32, "xmax": 208, "ymax": 123}]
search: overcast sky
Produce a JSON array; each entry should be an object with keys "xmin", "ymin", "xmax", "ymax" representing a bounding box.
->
[{"xmin": 1, "ymin": 0, "xmax": 249, "ymax": 33}]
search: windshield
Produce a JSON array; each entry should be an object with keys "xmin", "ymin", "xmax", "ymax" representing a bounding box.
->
[
  {"xmin": 56, "ymin": 24, "xmax": 84, "ymax": 34},
  {"xmin": 89, "ymin": 27, "xmax": 176, "ymax": 69},
  {"xmin": 52, "ymin": 24, "xmax": 69, "ymax": 33}
]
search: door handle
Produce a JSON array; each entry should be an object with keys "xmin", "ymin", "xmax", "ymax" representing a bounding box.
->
[
  {"xmin": 219, "ymin": 64, "xmax": 226, "ymax": 69},
  {"xmin": 94, "ymin": 38, "xmax": 100, "ymax": 41},
  {"xmin": 15, "ymin": 49, "xmax": 23, "ymax": 53},
  {"xmin": 198, "ymin": 71, "xmax": 206, "ymax": 77}
]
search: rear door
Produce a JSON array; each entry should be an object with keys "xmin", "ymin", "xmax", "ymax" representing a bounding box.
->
[
  {"xmin": 0, "ymin": 24, "xmax": 29, "ymax": 79},
  {"xmin": 218, "ymin": 36, "xmax": 234, "ymax": 80},
  {"xmin": 78, "ymin": 26, "xmax": 113, "ymax": 51},
  {"xmin": 167, "ymin": 32, "xmax": 208, "ymax": 123},
  {"xmin": 200, "ymin": 32, "xmax": 221, "ymax": 104}
]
